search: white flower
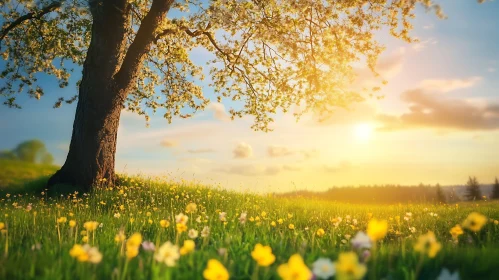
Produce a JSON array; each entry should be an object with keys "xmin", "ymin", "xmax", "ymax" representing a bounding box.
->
[
  {"xmin": 219, "ymin": 212, "xmax": 227, "ymax": 222},
  {"xmin": 351, "ymin": 231, "xmax": 372, "ymax": 249},
  {"xmin": 114, "ymin": 213, "xmax": 121, "ymax": 218},
  {"xmin": 437, "ymin": 268, "xmax": 460, "ymax": 280},
  {"xmin": 352, "ymin": 219, "xmax": 358, "ymax": 225},
  {"xmin": 175, "ymin": 213, "xmax": 188, "ymax": 224},
  {"xmin": 201, "ymin": 226, "xmax": 210, "ymax": 238},
  {"xmin": 84, "ymin": 244, "xmax": 103, "ymax": 264},
  {"xmin": 405, "ymin": 212, "xmax": 412, "ymax": 217},
  {"xmin": 312, "ymin": 258, "xmax": 335, "ymax": 279},
  {"xmin": 142, "ymin": 241, "xmax": 156, "ymax": 252},
  {"xmin": 196, "ymin": 216, "xmax": 202, "ymax": 223},
  {"xmin": 239, "ymin": 212, "xmax": 247, "ymax": 224},
  {"xmin": 188, "ymin": 229, "xmax": 199, "ymax": 239},
  {"xmin": 154, "ymin": 242, "xmax": 180, "ymax": 267},
  {"xmin": 409, "ymin": 227, "xmax": 416, "ymax": 233}
]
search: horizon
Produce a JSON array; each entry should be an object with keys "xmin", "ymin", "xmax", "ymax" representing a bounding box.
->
[{"xmin": 1, "ymin": 0, "xmax": 499, "ymax": 192}]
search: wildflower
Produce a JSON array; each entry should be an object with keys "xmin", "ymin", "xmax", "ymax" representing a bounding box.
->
[
  {"xmin": 450, "ymin": 225, "xmax": 464, "ymax": 240},
  {"xmin": 271, "ymin": 221, "xmax": 276, "ymax": 227},
  {"xmin": 57, "ymin": 217, "xmax": 67, "ymax": 224},
  {"xmin": 115, "ymin": 232, "xmax": 126, "ymax": 243},
  {"xmin": 409, "ymin": 227, "xmax": 416, "ymax": 234},
  {"xmin": 126, "ymin": 233, "xmax": 142, "ymax": 260},
  {"xmin": 69, "ymin": 244, "xmax": 102, "ymax": 264},
  {"xmin": 180, "ymin": 240, "xmax": 196, "ymax": 255},
  {"xmin": 351, "ymin": 231, "xmax": 372, "ymax": 249},
  {"xmin": 278, "ymin": 254, "xmax": 312, "ymax": 280},
  {"xmin": 414, "ymin": 231, "xmax": 442, "ymax": 258},
  {"xmin": 186, "ymin": 203, "xmax": 198, "ymax": 213},
  {"xmin": 83, "ymin": 221, "xmax": 99, "ymax": 232},
  {"xmin": 219, "ymin": 212, "xmax": 227, "ymax": 222},
  {"xmin": 188, "ymin": 229, "xmax": 199, "ymax": 239},
  {"xmin": 312, "ymin": 258, "xmax": 336, "ymax": 280},
  {"xmin": 114, "ymin": 213, "xmax": 121, "ymax": 218},
  {"xmin": 462, "ymin": 212, "xmax": 487, "ymax": 232},
  {"xmin": 288, "ymin": 213, "xmax": 293, "ymax": 219},
  {"xmin": 316, "ymin": 228, "xmax": 326, "ymax": 237},
  {"xmin": 69, "ymin": 220, "xmax": 76, "ymax": 228},
  {"xmin": 175, "ymin": 213, "xmax": 188, "ymax": 225},
  {"xmin": 142, "ymin": 241, "xmax": 156, "ymax": 252},
  {"xmin": 494, "ymin": 220, "xmax": 499, "ymax": 225},
  {"xmin": 367, "ymin": 219, "xmax": 388, "ymax": 241},
  {"xmin": 82, "ymin": 236, "xmax": 89, "ymax": 243},
  {"xmin": 155, "ymin": 241, "xmax": 180, "ymax": 267},
  {"xmin": 203, "ymin": 259, "xmax": 229, "ymax": 280},
  {"xmin": 159, "ymin": 219, "xmax": 170, "ymax": 228},
  {"xmin": 335, "ymin": 252, "xmax": 367, "ymax": 280},
  {"xmin": 176, "ymin": 223, "xmax": 188, "ymax": 233},
  {"xmin": 251, "ymin": 244, "xmax": 275, "ymax": 267},
  {"xmin": 277, "ymin": 218, "xmax": 284, "ymax": 224},
  {"xmin": 196, "ymin": 216, "xmax": 202, "ymax": 223},
  {"xmin": 0, "ymin": 222, "xmax": 5, "ymax": 230},
  {"xmin": 201, "ymin": 226, "xmax": 210, "ymax": 238},
  {"xmin": 288, "ymin": 224, "xmax": 295, "ymax": 230}
]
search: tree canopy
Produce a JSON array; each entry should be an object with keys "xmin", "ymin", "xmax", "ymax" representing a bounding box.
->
[{"xmin": 1, "ymin": 0, "xmax": 448, "ymax": 131}]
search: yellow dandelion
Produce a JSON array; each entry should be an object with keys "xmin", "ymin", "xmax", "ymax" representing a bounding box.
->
[
  {"xmin": 414, "ymin": 231, "xmax": 441, "ymax": 258},
  {"xmin": 367, "ymin": 219, "xmax": 388, "ymax": 241},
  {"xmin": 203, "ymin": 259, "xmax": 229, "ymax": 280},
  {"xmin": 288, "ymin": 224, "xmax": 295, "ymax": 230},
  {"xmin": 335, "ymin": 252, "xmax": 367, "ymax": 280},
  {"xmin": 316, "ymin": 228, "xmax": 325, "ymax": 237},
  {"xmin": 462, "ymin": 212, "xmax": 487, "ymax": 232},
  {"xmin": 449, "ymin": 225, "xmax": 464, "ymax": 240},
  {"xmin": 277, "ymin": 254, "xmax": 312, "ymax": 280},
  {"xmin": 251, "ymin": 244, "xmax": 275, "ymax": 267}
]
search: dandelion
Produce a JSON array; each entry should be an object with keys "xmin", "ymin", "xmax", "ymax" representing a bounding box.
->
[
  {"xmin": 288, "ymin": 224, "xmax": 295, "ymax": 230},
  {"xmin": 69, "ymin": 220, "xmax": 76, "ymax": 228},
  {"xmin": 0, "ymin": 222, "xmax": 4, "ymax": 230},
  {"xmin": 414, "ymin": 231, "xmax": 442, "ymax": 258},
  {"xmin": 175, "ymin": 213, "xmax": 189, "ymax": 225},
  {"xmin": 188, "ymin": 229, "xmax": 199, "ymax": 239},
  {"xmin": 278, "ymin": 254, "xmax": 312, "ymax": 280},
  {"xmin": 367, "ymin": 219, "xmax": 388, "ymax": 241},
  {"xmin": 351, "ymin": 231, "xmax": 372, "ymax": 249},
  {"xmin": 57, "ymin": 217, "xmax": 67, "ymax": 224},
  {"xmin": 312, "ymin": 258, "xmax": 335, "ymax": 280},
  {"xmin": 180, "ymin": 239, "xmax": 196, "ymax": 255},
  {"xmin": 462, "ymin": 212, "xmax": 487, "ymax": 232},
  {"xmin": 115, "ymin": 232, "xmax": 126, "ymax": 243},
  {"xmin": 126, "ymin": 233, "xmax": 142, "ymax": 260},
  {"xmin": 155, "ymin": 241, "xmax": 180, "ymax": 267},
  {"xmin": 271, "ymin": 221, "xmax": 276, "ymax": 227},
  {"xmin": 335, "ymin": 252, "xmax": 367, "ymax": 280},
  {"xmin": 201, "ymin": 226, "xmax": 210, "ymax": 238},
  {"xmin": 277, "ymin": 218, "xmax": 284, "ymax": 224},
  {"xmin": 203, "ymin": 259, "xmax": 229, "ymax": 280},
  {"xmin": 159, "ymin": 219, "xmax": 170, "ymax": 228},
  {"xmin": 176, "ymin": 223, "xmax": 188, "ymax": 233},
  {"xmin": 251, "ymin": 244, "xmax": 275, "ymax": 267},
  {"xmin": 83, "ymin": 221, "xmax": 99, "ymax": 232},
  {"xmin": 450, "ymin": 225, "xmax": 464, "ymax": 240},
  {"xmin": 316, "ymin": 228, "xmax": 326, "ymax": 237},
  {"xmin": 186, "ymin": 203, "xmax": 198, "ymax": 213},
  {"xmin": 69, "ymin": 244, "xmax": 102, "ymax": 264}
]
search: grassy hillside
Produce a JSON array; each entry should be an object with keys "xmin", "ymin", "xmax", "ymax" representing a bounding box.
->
[
  {"xmin": 0, "ymin": 162, "xmax": 499, "ymax": 279},
  {"xmin": 0, "ymin": 159, "xmax": 58, "ymax": 192}
]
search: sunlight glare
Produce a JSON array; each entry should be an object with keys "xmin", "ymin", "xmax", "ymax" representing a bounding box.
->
[{"xmin": 354, "ymin": 123, "xmax": 374, "ymax": 142}]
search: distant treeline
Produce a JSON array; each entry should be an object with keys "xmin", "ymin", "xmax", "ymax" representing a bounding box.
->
[
  {"xmin": 278, "ymin": 177, "xmax": 499, "ymax": 204},
  {"xmin": 0, "ymin": 139, "xmax": 54, "ymax": 165}
]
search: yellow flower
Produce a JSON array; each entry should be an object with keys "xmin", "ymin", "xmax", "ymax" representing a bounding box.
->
[
  {"xmin": 69, "ymin": 244, "xmax": 102, "ymax": 264},
  {"xmin": 176, "ymin": 223, "xmax": 188, "ymax": 233},
  {"xmin": 203, "ymin": 259, "xmax": 229, "ymax": 280},
  {"xmin": 83, "ymin": 221, "xmax": 99, "ymax": 232},
  {"xmin": 82, "ymin": 236, "xmax": 89, "ymax": 243},
  {"xmin": 288, "ymin": 224, "xmax": 295, "ymax": 230},
  {"xmin": 159, "ymin": 219, "xmax": 170, "ymax": 228},
  {"xmin": 126, "ymin": 233, "xmax": 143, "ymax": 248},
  {"xmin": 115, "ymin": 232, "xmax": 126, "ymax": 243},
  {"xmin": 271, "ymin": 221, "xmax": 276, "ymax": 227},
  {"xmin": 0, "ymin": 222, "xmax": 4, "ymax": 230},
  {"xmin": 367, "ymin": 219, "xmax": 388, "ymax": 241},
  {"xmin": 462, "ymin": 212, "xmax": 487, "ymax": 232},
  {"xmin": 57, "ymin": 217, "xmax": 67, "ymax": 224},
  {"xmin": 180, "ymin": 240, "xmax": 196, "ymax": 255},
  {"xmin": 251, "ymin": 244, "xmax": 275, "ymax": 267},
  {"xmin": 414, "ymin": 231, "xmax": 441, "ymax": 258},
  {"xmin": 278, "ymin": 219, "xmax": 284, "ymax": 224},
  {"xmin": 335, "ymin": 252, "xmax": 367, "ymax": 280},
  {"xmin": 494, "ymin": 220, "xmax": 499, "ymax": 225},
  {"xmin": 277, "ymin": 254, "xmax": 312, "ymax": 280},
  {"xmin": 449, "ymin": 225, "xmax": 464, "ymax": 240},
  {"xmin": 316, "ymin": 228, "xmax": 325, "ymax": 237},
  {"xmin": 126, "ymin": 246, "xmax": 139, "ymax": 259},
  {"xmin": 287, "ymin": 213, "xmax": 293, "ymax": 219},
  {"xmin": 186, "ymin": 203, "xmax": 198, "ymax": 213},
  {"xmin": 69, "ymin": 220, "xmax": 76, "ymax": 228}
]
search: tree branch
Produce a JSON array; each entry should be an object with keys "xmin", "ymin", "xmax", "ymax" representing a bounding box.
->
[{"xmin": 0, "ymin": 1, "xmax": 62, "ymax": 50}]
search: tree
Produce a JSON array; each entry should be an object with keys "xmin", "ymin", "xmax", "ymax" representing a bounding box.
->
[
  {"xmin": 492, "ymin": 178, "xmax": 499, "ymax": 200},
  {"xmin": 41, "ymin": 153, "xmax": 55, "ymax": 165},
  {"xmin": 0, "ymin": 150, "xmax": 17, "ymax": 160},
  {"xmin": 0, "ymin": 0, "xmax": 460, "ymax": 191},
  {"xmin": 435, "ymin": 183, "xmax": 446, "ymax": 203},
  {"xmin": 465, "ymin": 176, "xmax": 482, "ymax": 201},
  {"xmin": 13, "ymin": 139, "xmax": 48, "ymax": 163}
]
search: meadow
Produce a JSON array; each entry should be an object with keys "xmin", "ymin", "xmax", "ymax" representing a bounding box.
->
[{"xmin": 0, "ymin": 161, "xmax": 499, "ymax": 280}]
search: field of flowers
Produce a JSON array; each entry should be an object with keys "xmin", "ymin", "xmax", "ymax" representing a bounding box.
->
[{"xmin": 1, "ymin": 175, "xmax": 499, "ymax": 280}]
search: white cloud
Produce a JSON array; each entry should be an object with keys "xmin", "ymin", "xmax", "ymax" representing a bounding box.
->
[
  {"xmin": 419, "ymin": 76, "xmax": 482, "ymax": 93},
  {"xmin": 160, "ymin": 139, "xmax": 178, "ymax": 147},
  {"xmin": 233, "ymin": 142, "xmax": 253, "ymax": 158},
  {"xmin": 268, "ymin": 145, "xmax": 295, "ymax": 157},
  {"xmin": 208, "ymin": 102, "xmax": 230, "ymax": 121}
]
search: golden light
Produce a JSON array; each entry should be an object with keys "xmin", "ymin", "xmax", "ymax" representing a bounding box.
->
[{"xmin": 354, "ymin": 123, "xmax": 374, "ymax": 142}]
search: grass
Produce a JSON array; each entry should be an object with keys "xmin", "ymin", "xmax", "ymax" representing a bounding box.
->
[
  {"xmin": 0, "ymin": 160, "xmax": 498, "ymax": 279},
  {"xmin": 0, "ymin": 159, "xmax": 58, "ymax": 192}
]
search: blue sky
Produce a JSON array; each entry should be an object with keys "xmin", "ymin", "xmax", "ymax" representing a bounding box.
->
[{"xmin": 1, "ymin": 0, "xmax": 499, "ymax": 192}]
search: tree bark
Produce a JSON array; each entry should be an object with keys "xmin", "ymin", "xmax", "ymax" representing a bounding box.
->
[{"xmin": 48, "ymin": 0, "xmax": 174, "ymax": 192}]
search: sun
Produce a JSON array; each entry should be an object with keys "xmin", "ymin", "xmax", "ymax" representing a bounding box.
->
[{"xmin": 354, "ymin": 123, "xmax": 374, "ymax": 142}]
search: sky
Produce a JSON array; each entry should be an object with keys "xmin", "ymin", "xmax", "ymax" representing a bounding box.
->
[{"xmin": 1, "ymin": 0, "xmax": 499, "ymax": 193}]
